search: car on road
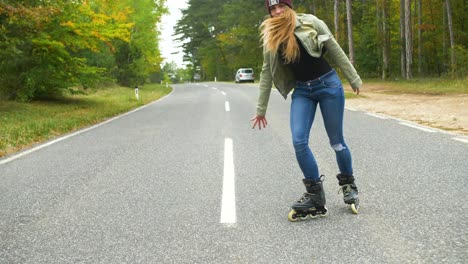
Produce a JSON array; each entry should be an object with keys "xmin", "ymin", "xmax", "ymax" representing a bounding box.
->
[{"xmin": 235, "ymin": 68, "xmax": 254, "ymax": 83}]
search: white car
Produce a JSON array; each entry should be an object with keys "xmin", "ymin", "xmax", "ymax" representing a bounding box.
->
[{"xmin": 235, "ymin": 68, "xmax": 255, "ymax": 83}]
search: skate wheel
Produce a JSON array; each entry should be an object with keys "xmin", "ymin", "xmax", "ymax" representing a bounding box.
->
[
  {"xmin": 287, "ymin": 210, "xmax": 298, "ymax": 222},
  {"xmin": 351, "ymin": 203, "xmax": 359, "ymax": 214},
  {"xmin": 317, "ymin": 206, "xmax": 328, "ymax": 217}
]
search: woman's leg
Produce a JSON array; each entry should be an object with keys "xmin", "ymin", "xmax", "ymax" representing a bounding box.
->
[
  {"xmin": 290, "ymin": 88, "xmax": 321, "ymax": 181},
  {"xmin": 319, "ymin": 75, "xmax": 353, "ymax": 175}
]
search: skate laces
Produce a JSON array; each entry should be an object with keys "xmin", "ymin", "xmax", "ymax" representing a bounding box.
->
[
  {"xmin": 297, "ymin": 193, "xmax": 310, "ymax": 203},
  {"xmin": 338, "ymin": 184, "xmax": 352, "ymax": 195}
]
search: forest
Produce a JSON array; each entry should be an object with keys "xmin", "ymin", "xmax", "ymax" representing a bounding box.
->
[
  {"xmin": 0, "ymin": 0, "xmax": 466, "ymax": 101},
  {"xmin": 0, "ymin": 0, "xmax": 167, "ymax": 101},
  {"xmin": 175, "ymin": 0, "xmax": 466, "ymax": 82}
]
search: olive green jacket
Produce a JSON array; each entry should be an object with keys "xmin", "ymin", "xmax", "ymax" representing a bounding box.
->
[{"xmin": 256, "ymin": 13, "xmax": 362, "ymax": 116}]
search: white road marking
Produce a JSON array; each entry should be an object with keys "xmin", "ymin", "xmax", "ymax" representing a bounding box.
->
[
  {"xmin": 221, "ymin": 138, "xmax": 236, "ymax": 224},
  {"xmin": 221, "ymin": 91, "xmax": 226, "ymax": 96},
  {"xmin": 399, "ymin": 122, "xmax": 437, "ymax": 133},
  {"xmin": 365, "ymin": 113, "xmax": 389, "ymax": 119},
  {"xmin": 225, "ymin": 101, "xmax": 230, "ymax": 112},
  {"xmin": 453, "ymin": 137, "xmax": 468, "ymax": 144}
]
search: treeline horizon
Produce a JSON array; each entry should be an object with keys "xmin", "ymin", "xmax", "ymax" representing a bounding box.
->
[{"xmin": 175, "ymin": 0, "xmax": 466, "ymax": 82}]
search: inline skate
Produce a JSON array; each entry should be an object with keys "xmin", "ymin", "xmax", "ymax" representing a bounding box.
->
[
  {"xmin": 337, "ymin": 173, "xmax": 359, "ymax": 214},
  {"xmin": 288, "ymin": 177, "xmax": 328, "ymax": 222}
]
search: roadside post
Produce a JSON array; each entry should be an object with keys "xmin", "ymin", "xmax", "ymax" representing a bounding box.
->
[{"xmin": 135, "ymin": 86, "xmax": 139, "ymax": 101}]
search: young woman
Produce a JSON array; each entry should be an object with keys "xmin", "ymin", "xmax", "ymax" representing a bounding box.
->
[{"xmin": 251, "ymin": 0, "xmax": 361, "ymax": 221}]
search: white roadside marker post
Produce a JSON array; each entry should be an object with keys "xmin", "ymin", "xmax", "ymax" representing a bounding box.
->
[{"xmin": 134, "ymin": 86, "xmax": 139, "ymax": 101}]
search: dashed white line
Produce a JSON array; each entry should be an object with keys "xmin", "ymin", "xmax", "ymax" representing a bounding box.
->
[
  {"xmin": 399, "ymin": 122, "xmax": 437, "ymax": 133},
  {"xmin": 225, "ymin": 101, "xmax": 230, "ymax": 112},
  {"xmin": 221, "ymin": 91, "xmax": 226, "ymax": 96},
  {"xmin": 220, "ymin": 138, "xmax": 236, "ymax": 224}
]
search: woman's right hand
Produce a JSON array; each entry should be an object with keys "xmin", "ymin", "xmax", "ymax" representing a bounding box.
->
[{"xmin": 250, "ymin": 115, "xmax": 268, "ymax": 130}]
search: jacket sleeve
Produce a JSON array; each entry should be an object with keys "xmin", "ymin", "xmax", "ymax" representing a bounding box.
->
[
  {"xmin": 256, "ymin": 48, "xmax": 273, "ymax": 116},
  {"xmin": 314, "ymin": 18, "xmax": 362, "ymax": 90}
]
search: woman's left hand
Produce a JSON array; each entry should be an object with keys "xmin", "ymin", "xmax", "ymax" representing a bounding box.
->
[
  {"xmin": 251, "ymin": 115, "xmax": 268, "ymax": 130},
  {"xmin": 353, "ymin": 88, "xmax": 360, "ymax": 95}
]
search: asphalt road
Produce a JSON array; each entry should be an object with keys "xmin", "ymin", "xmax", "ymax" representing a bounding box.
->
[{"xmin": 1, "ymin": 82, "xmax": 467, "ymax": 263}]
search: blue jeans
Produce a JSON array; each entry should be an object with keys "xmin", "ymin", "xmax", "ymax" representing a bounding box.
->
[{"xmin": 290, "ymin": 69, "xmax": 353, "ymax": 182}]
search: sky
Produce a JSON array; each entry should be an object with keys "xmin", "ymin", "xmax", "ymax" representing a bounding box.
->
[{"xmin": 160, "ymin": 0, "xmax": 188, "ymax": 67}]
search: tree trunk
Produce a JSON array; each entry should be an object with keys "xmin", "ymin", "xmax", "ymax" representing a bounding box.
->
[
  {"xmin": 445, "ymin": 0, "xmax": 455, "ymax": 74},
  {"xmin": 400, "ymin": 0, "xmax": 406, "ymax": 78},
  {"xmin": 382, "ymin": 0, "xmax": 390, "ymax": 79},
  {"xmin": 443, "ymin": 1, "xmax": 447, "ymax": 68},
  {"xmin": 376, "ymin": 1, "xmax": 383, "ymax": 77},
  {"xmin": 377, "ymin": 3, "xmax": 381, "ymax": 55},
  {"xmin": 346, "ymin": 0, "xmax": 355, "ymax": 65},
  {"xmin": 310, "ymin": 1, "xmax": 316, "ymax": 15},
  {"xmin": 405, "ymin": 0, "xmax": 413, "ymax": 79},
  {"xmin": 417, "ymin": 0, "xmax": 422, "ymax": 75},
  {"xmin": 334, "ymin": 0, "xmax": 339, "ymax": 42}
]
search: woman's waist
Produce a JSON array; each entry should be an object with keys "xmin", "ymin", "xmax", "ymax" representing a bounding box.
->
[{"xmin": 295, "ymin": 69, "xmax": 336, "ymax": 87}]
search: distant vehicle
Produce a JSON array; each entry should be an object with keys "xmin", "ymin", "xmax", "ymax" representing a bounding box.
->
[{"xmin": 235, "ymin": 68, "xmax": 254, "ymax": 83}]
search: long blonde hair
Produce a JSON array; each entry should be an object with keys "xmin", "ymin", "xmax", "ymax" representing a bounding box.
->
[{"xmin": 260, "ymin": 7, "xmax": 299, "ymax": 64}]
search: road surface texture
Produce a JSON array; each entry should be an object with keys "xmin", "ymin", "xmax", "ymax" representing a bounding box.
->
[{"xmin": 1, "ymin": 82, "xmax": 467, "ymax": 263}]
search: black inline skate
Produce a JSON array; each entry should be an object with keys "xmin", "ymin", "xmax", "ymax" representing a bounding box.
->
[
  {"xmin": 337, "ymin": 173, "xmax": 359, "ymax": 214},
  {"xmin": 288, "ymin": 177, "xmax": 328, "ymax": 222}
]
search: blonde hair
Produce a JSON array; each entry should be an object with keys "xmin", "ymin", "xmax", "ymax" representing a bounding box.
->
[{"xmin": 260, "ymin": 7, "xmax": 299, "ymax": 64}]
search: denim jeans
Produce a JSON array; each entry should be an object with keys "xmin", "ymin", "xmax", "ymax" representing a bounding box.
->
[{"xmin": 290, "ymin": 69, "xmax": 353, "ymax": 181}]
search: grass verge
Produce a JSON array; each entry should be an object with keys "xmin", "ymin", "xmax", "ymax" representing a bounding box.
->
[{"xmin": 0, "ymin": 84, "xmax": 172, "ymax": 158}]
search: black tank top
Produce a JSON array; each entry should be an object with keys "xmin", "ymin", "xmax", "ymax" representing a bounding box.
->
[{"xmin": 287, "ymin": 37, "xmax": 332, "ymax": 82}]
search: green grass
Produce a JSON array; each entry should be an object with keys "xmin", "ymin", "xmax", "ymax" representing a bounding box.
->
[{"xmin": 0, "ymin": 84, "xmax": 171, "ymax": 157}]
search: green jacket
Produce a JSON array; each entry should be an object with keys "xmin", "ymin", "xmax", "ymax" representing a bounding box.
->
[{"xmin": 256, "ymin": 13, "xmax": 362, "ymax": 116}]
